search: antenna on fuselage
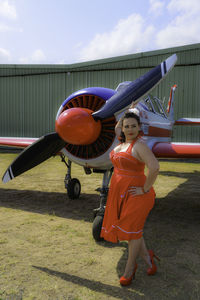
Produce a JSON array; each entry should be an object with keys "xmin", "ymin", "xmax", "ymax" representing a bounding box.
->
[{"xmin": 167, "ymin": 84, "xmax": 177, "ymax": 121}]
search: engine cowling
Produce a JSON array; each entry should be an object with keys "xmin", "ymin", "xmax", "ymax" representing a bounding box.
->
[{"xmin": 56, "ymin": 88, "xmax": 116, "ymax": 160}]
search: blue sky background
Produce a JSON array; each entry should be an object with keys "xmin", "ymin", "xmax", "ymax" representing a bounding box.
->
[{"xmin": 0, "ymin": 0, "xmax": 200, "ymax": 64}]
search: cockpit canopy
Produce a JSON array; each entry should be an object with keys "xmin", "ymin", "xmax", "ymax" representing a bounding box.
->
[
  {"xmin": 116, "ymin": 81, "xmax": 167, "ymax": 119},
  {"xmin": 139, "ymin": 95, "xmax": 167, "ymax": 118}
]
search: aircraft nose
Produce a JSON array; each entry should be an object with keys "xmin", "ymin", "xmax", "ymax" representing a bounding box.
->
[{"xmin": 55, "ymin": 108, "xmax": 102, "ymax": 145}]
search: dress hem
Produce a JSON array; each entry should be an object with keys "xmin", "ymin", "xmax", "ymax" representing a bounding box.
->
[{"xmin": 101, "ymin": 226, "xmax": 143, "ymax": 243}]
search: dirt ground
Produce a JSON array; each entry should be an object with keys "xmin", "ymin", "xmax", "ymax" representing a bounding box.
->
[{"xmin": 0, "ymin": 155, "xmax": 200, "ymax": 300}]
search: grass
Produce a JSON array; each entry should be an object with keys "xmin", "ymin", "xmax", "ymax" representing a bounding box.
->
[{"xmin": 0, "ymin": 154, "xmax": 200, "ymax": 300}]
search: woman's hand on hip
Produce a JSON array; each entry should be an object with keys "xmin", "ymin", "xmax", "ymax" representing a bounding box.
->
[{"xmin": 128, "ymin": 186, "xmax": 144, "ymax": 196}]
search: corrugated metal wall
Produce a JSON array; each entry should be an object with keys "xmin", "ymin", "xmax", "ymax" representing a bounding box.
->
[{"xmin": 0, "ymin": 43, "xmax": 200, "ymax": 142}]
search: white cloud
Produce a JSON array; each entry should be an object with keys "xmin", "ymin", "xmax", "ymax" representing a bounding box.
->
[
  {"xmin": 19, "ymin": 49, "xmax": 46, "ymax": 64},
  {"xmin": 167, "ymin": 0, "xmax": 200, "ymax": 15},
  {"xmin": 156, "ymin": 0, "xmax": 200, "ymax": 48},
  {"xmin": 0, "ymin": 22, "xmax": 22, "ymax": 32},
  {"xmin": 79, "ymin": 1, "xmax": 200, "ymax": 63},
  {"xmin": 31, "ymin": 49, "xmax": 46, "ymax": 63},
  {"xmin": 79, "ymin": 14, "xmax": 155, "ymax": 61},
  {"xmin": 149, "ymin": 0, "xmax": 165, "ymax": 16},
  {"xmin": 0, "ymin": 47, "xmax": 11, "ymax": 63},
  {"xmin": 0, "ymin": 0, "xmax": 17, "ymax": 19},
  {"xmin": 0, "ymin": 23, "xmax": 11, "ymax": 32},
  {"xmin": 18, "ymin": 57, "xmax": 28, "ymax": 64}
]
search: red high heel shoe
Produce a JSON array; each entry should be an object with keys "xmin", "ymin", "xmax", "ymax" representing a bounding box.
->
[
  {"xmin": 147, "ymin": 250, "xmax": 160, "ymax": 275},
  {"xmin": 120, "ymin": 264, "xmax": 138, "ymax": 286}
]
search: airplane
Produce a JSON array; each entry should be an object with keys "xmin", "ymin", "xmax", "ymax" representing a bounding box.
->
[{"xmin": 1, "ymin": 53, "xmax": 200, "ymax": 241}]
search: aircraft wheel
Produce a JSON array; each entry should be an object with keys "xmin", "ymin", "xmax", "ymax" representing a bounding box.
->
[
  {"xmin": 67, "ymin": 178, "xmax": 81, "ymax": 199},
  {"xmin": 92, "ymin": 215, "xmax": 104, "ymax": 241}
]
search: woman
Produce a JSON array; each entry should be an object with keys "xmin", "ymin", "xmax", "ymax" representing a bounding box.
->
[{"xmin": 100, "ymin": 111, "xmax": 160, "ymax": 286}]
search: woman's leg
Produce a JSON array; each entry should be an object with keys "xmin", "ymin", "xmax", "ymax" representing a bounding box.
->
[
  {"xmin": 139, "ymin": 237, "xmax": 152, "ymax": 267},
  {"xmin": 123, "ymin": 237, "xmax": 142, "ymax": 278}
]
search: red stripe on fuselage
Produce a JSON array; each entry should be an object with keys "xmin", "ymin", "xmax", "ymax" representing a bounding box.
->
[
  {"xmin": 175, "ymin": 120, "xmax": 200, "ymax": 125},
  {"xmin": 153, "ymin": 142, "xmax": 200, "ymax": 158},
  {"xmin": 0, "ymin": 138, "xmax": 37, "ymax": 148},
  {"xmin": 144, "ymin": 126, "xmax": 171, "ymax": 137}
]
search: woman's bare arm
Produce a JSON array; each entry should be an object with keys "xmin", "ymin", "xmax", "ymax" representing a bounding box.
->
[
  {"xmin": 115, "ymin": 116, "xmax": 123, "ymax": 138},
  {"xmin": 134, "ymin": 141, "xmax": 160, "ymax": 192}
]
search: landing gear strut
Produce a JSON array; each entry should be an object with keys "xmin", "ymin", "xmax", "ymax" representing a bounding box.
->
[
  {"xmin": 92, "ymin": 169, "xmax": 113, "ymax": 241},
  {"xmin": 60, "ymin": 154, "xmax": 113, "ymax": 241},
  {"xmin": 61, "ymin": 155, "xmax": 81, "ymax": 199}
]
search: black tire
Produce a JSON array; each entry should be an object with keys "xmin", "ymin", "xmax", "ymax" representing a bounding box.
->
[
  {"xmin": 67, "ymin": 178, "xmax": 81, "ymax": 199},
  {"xmin": 92, "ymin": 215, "xmax": 104, "ymax": 241}
]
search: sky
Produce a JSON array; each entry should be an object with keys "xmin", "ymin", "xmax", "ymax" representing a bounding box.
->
[{"xmin": 0, "ymin": 0, "xmax": 200, "ymax": 64}]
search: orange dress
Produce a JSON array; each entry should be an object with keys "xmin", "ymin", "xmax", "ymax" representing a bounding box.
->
[{"xmin": 100, "ymin": 138, "xmax": 155, "ymax": 243}]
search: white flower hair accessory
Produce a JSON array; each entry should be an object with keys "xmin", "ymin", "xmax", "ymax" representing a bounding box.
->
[{"xmin": 128, "ymin": 107, "xmax": 140, "ymax": 116}]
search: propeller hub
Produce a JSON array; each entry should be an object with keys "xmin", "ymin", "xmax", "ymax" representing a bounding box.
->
[{"xmin": 55, "ymin": 108, "xmax": 102, "ymax": 145}]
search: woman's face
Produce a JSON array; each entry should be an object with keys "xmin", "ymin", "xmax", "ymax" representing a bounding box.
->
[{"xmin": 122, "ymin": 117, "xmax": 140, "ymax": 141}]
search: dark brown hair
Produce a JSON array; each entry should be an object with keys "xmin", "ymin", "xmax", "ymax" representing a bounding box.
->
[{"xmin": 120, "ymin": 112, "xmax": 141, "ymax": 143}]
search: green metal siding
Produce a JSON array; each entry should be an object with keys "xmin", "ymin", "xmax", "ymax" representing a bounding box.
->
[
  {"xmin": 0, "ymin": 43, "xmax": 200, "ymax": 142},
  {"xmin": 0, "ymin": 76, "xmax": 24, "ymax": 136}
]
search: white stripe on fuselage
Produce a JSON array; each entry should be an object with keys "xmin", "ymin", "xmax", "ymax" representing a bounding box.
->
[{"xmin": 171, "ymin": 142, "xmax": 200, "ymax": 146}]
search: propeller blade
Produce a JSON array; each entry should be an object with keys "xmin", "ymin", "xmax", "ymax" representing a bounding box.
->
[
  {"xmin": 2, "ymin": 132, "xmax": 66, "ymax": 183},
  {"xmin": 92, "ymin": 54, "xmax": 177, "ymax": 119}
]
